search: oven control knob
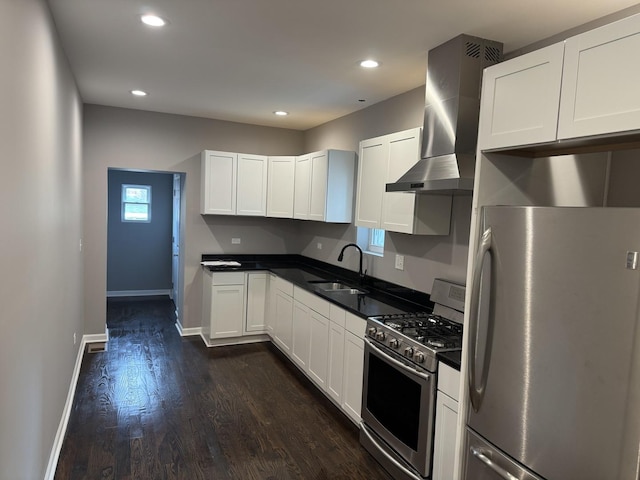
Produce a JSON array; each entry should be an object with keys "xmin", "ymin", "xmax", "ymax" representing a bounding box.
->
[
  {"xmin": 389, "ymin": 338, "xmax": 399, "ymax": 348},
  {"xmin": 414, "ymin": 352, "xmax": 425, "ymax": 363},
  {"xmin": 376, "ymin": 331, "xmax": 386, "ymax": 341},
  {"xmin": 367, "ymin": 327, "xmax": 377, "ymax": 338},
  {"xmin": 404, "ymin": 347, "xmax": 414, "ymax": 358}
]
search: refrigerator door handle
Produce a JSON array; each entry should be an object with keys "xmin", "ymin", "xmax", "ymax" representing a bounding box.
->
[
  {"xmin": 468, "ymin": 226, "xmax": 492, "ymax": 412},
  {"xmin": 470, "ymin": 447, "xmax": 519, "ymax": 480}
]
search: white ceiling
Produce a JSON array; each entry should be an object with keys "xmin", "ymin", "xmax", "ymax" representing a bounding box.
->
[{"xmin": 47, "ymin": 0, "xmax": 640, "ymax": 131}]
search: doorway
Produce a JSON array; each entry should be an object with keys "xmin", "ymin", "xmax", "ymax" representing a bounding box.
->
[{"xmin": 106, "ymin": 169, "xmax": 185, "ymax": 321}]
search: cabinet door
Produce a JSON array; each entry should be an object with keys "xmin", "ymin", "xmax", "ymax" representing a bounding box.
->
[
  {"xmin": 292, "ymin": 300, "xmax": 311, "ymax": 370},
  {"xmin": 274, "ymin": 291, "xmax": 294, "ymax": 354},
  {"xmin": 381, "ymin": 128, "xmax": 421, "ymax": 233},
  {"xmin": 342, "ymin": 330, "xmax": 364, "ymax": 424},
  {"xmin": 308, "ymin": 151, "xmax": 328, "ymax": 222},
  {"xmin": 559, "ymin": 14, "xmax": 640, "ymax": 140},
  {"xmin": 355, "ymin": 138, "xmax": 386, "ymax": 228},
  {"xmin": 210, "ymin": 284, "xmax": 245, "ymax": 339},
  {"xmin": 327, "ymin": 318, "xmax": 345, "ymax": 403},
  {"xmin": 245, "ymin": 273, "xmax": 267, "ymax": 333},
  {"xmin": 478, "ymin": 43, "xmax": 564, "ymax": 150},
  {"xmin": 294, "ymin": 154, "xmax": 311, "ymax": 219},
  {"xmin": 237, "ymin": 154, "xmax": 268, "ymax": 216},
  {"xmin": 200, "ymin": 150, "xmax": 237, "ymax": 215},
  {"xmin": 265, "ymin": 273, "xmax": 277, "ymax": 336},
  {"xmin": 308, "ymin": 310, "xmax": 329, "ymax": 388},
  {"xmin": 267, "ymin": 156, "xmax": 295, "ymax": 218},
  {"xmin": 432, "ymin": 392, "xmax": 459, "ymax": 480}
]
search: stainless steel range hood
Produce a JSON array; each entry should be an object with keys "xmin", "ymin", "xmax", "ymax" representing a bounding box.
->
[{"xmin": 386, "ymin": 35, "xmax": 503, "ymax": 194}]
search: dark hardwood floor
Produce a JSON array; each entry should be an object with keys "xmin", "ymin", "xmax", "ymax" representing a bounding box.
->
[{"xmin": 55, "ymin": 296, "xmax": 392, "ymax": 480}]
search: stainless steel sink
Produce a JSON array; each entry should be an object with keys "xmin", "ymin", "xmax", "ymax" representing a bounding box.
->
[{"xmin": 309, "ymin": 281, "xmax": 367, "ymax": 295}]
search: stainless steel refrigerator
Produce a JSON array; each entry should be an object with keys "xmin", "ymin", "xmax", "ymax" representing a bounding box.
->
[{"xmin": 464, "ymin": 206, "xmax": 640, "ymax": 480}]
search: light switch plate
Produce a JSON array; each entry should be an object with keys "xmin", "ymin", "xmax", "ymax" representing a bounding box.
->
[{"xmin": 231, "ymin": 238, "xmax": 241, "ymax": 244}]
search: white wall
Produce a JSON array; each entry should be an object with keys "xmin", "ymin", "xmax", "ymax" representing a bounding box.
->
[
  {"xmin": 82, "ymin": 105, "xmax": 305, "ymax": 333},
  {"xmin": 0, "ymin": 0, "xmax": 83, "ymax": 478}
]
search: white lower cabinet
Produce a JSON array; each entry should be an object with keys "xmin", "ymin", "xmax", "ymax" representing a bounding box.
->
[
  {"xmin": 245, "ymin": 272, "xmax": 267, "ymax": 334},
  {"xmin": 274, "ymin": 278, "xmax": 294, "ymax": 353},
  {"xmin": 432, "ymin": 362, "xmax": 461, "ymax": 480},
  {"xmin": 327, "ymin": 305, "xmax": 346, "ymax": 404},
  {"xmin": 292, "ymin": 300, "xmax": 311, "ymax": 370},
  {"xmin": 265, "ymin": 273, "xmax": 277, "ymax": 335},
  {"xmin": 202, "ymin": 271, "xmax": 246, "ymax": 339},
  {"xmin": 341, "ymin": 312, "xmax": 366, "ymax": 424},
  {"xmin": 308, "ymin": 309, "xmax": 330, "ymax": 389}
]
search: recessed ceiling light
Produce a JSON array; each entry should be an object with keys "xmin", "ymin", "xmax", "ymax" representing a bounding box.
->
[
  {"xmin": 360, "ymin": 59, "xmax": 380, "ymax": 68},
  {"xmin": 140, "ymin": 14, "xmax": 167, "ymax": 27},
  {"xmin": 274, "ymin": 111, "xmax": 289, "ymax": 116},
  {"xmin": 131, "ymin": 90, "xmax": 148, "ymax": 97}
]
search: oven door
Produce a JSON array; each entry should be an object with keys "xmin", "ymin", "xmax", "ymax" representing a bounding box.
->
[{"xmin": 361, "ymin": 337, "xmax": 436, "ymax": 477}]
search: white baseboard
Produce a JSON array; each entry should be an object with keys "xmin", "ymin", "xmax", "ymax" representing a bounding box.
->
[
  {"xmin": 107, "ymin": 289, "xmax": 171, "ymax": 297},
  {"xmin": 175, "ymin": 321, "xmax": 201, "ymax": 337},
  {"xmin": 44, "ymin": 331, "xmax": 109, "ymax": 480},
  {"xmin": 201, "ymin": 334, "xmax": 270, "ymax": 348}
]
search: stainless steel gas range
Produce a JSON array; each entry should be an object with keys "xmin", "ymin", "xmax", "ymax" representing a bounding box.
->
[{"xmin": 360, "ymin": 279, "xmax": 465, "ymax": 480}]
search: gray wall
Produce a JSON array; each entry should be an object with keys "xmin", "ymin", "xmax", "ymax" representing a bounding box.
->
[
  {"xmin": 301, "ymin": 86, "xmax": 471, "ymax": 292},
  {"xmin": 107, "ymin": 170, "xmax": 173, "ymax": 292},
  {"xmin": 83, "ymin": 105, "xmax": 305, "ymax": 333},
  {"xmin": 0, "ymin": 0, "xmax": 84, "ymax": 478}
]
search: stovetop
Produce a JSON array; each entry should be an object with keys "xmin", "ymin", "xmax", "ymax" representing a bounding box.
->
[{"xmin": 366, "ymin": 312, "xmax": 463, "ymax": 372}]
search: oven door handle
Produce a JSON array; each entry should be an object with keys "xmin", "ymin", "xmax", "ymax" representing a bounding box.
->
[
  {"xmin": 360, "ymin": 422, "xmax": 423, "ymax": 480},
  {"xmin": 364, "ymin": 338, "xmax": 431, "ymax": 381}
]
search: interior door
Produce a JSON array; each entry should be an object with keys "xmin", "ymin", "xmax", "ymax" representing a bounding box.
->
[{"xmin": 171, "ymin": 174, "xmax": 181, "ymax": 315}]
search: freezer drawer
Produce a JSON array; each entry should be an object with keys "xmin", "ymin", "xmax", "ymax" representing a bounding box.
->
[{"xmin": 464, "ymin": 428, "xmax": 544, "ymax": 480}]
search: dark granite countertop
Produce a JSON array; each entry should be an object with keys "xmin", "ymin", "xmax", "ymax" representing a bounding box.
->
[
  {"xmin": 437, "ymin": 350, "xmax": 462, "ymax": 371},
  {"xmin": 201, "ymin": 254, "xmax": 434, "ymax": 319}
]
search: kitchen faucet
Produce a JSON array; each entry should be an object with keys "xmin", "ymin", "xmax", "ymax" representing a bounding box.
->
[{"xmin": 337, "ymin": 243, "xmax": 366, "ymax": 283}]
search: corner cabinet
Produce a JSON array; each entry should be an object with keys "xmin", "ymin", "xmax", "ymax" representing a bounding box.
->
[
  {"xmin": 356, "ymin": 128, "xmax": 452, "ymax": 235},
  {"xmin": 294, "ymin": 150, "xmax": 356, "ymax": 223},
  {"xmin": 200, "ymin": 150, "xmax": 268, "ymax": 216}
]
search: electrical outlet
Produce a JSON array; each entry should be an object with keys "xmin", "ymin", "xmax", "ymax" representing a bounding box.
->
[
  {"xmin": 73, "ymin": 332, "xmax": 77, "ymax": 345},
  {"xmin": 395, "ymin": 254, "xmax": 404, "ymax": 271},
  {"xmin": 317, "ymin": 242, "xmax": 322, "ymax": 250},
  {"xmin": 231, "ymin": 238, "xmax": 241, "ymax": 244},
  {"xmin": 79, "ymin": 238, "xmax": 83, "ymax": 252}
]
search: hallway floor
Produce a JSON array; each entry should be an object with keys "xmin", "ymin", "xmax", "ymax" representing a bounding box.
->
[{"xmin": 54, "ymin": 296, "xmax": 391, "ymax": 479}]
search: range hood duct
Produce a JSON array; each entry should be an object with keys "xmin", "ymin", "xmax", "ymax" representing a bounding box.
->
[{"xmin": 386, "ymin": 34, "xmax": 503, "ymax": 194}]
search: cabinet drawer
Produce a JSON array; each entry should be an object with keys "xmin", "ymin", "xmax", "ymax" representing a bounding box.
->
[
  {"xmin": 210, "ymin": 271, "xmax": 245, "ymax": 285},
  {"xmin": 345, "ymin": 312, "xmax": 366, "ymax": 337},
  {"xmin": 438, "ymin": 362, "xmax": 461, "ymax": 401},
  {"xmin": 294, "ymin": 286, "xmax": 331, "ymax": 317},
  {"xmin": 275, "ymin": 276, "xmax": 294, "ymax": 296}
]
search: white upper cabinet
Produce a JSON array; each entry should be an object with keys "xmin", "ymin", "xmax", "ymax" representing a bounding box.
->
[
  {"xmin": 478, "ymin": 43, "xmax": 565, "ymax": 150},
  {"xmin": 558, "ymin": 14, "xmax": 640, "ymax": 140},
  {"xmin": 355, "ymin": 138, "xmax": 386, "ymax": 229},
  {"xmin": 356, "ymin": 128, "xmax": 451, "ymax": 235},
  {"xmin": 200, "ymin": 150, "xmax": 267, "ymax": 216},
  {"xmin": 201, "ymin": 150, "xmax": 237, "ymax": 215},
  {"xmin": 237, "ymin": 153, "xmax": 268, "ymax": 216},
  {"xmin": 293, "ymin": 154, "xmax": 311, "ymax": 219},
  {"xmin": 266, "ymin": 156, "xmax": 295, "ymax": 218},
  {"xmin": 295, "ymin": 149, "xmax": 356, "ymax": 223},
  {"xmin": 479, "ymin": 13, "xmax": 640, "ymax": 151}
]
